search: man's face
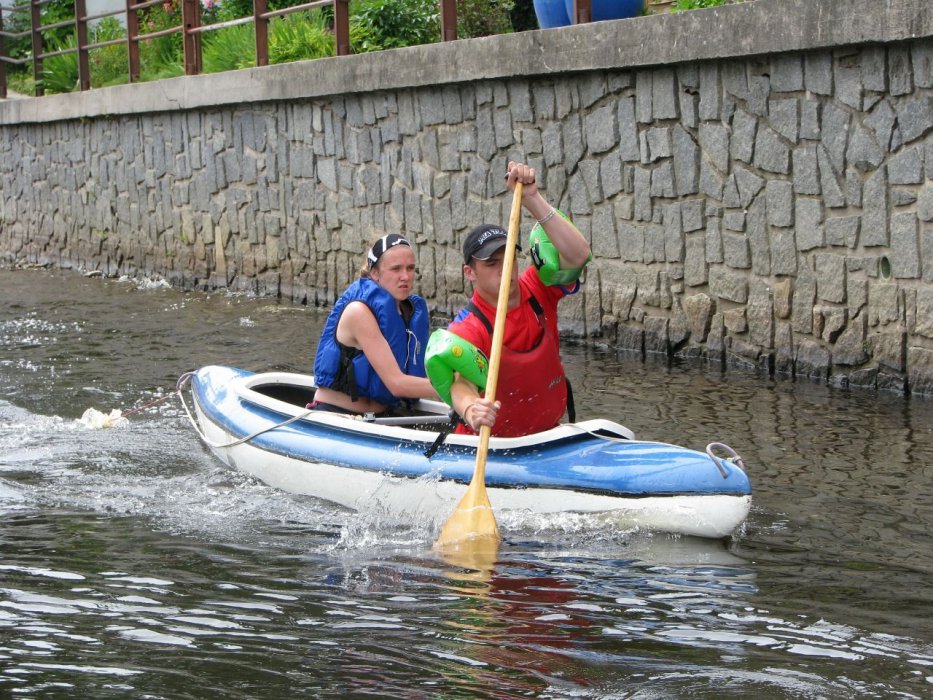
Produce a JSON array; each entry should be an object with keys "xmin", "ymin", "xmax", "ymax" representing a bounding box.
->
[{"xmin": 464, "ymin": 248, "xmax": 520, "ymax": 307}]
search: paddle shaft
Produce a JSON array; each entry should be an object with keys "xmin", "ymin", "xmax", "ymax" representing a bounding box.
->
[
  {"xmin": 472, "ymin": 181, "xmax": 524, "ymax": 477},
  {"xmin": 434, "ymin": 181, "xmax": 523, "ymax": 548}
]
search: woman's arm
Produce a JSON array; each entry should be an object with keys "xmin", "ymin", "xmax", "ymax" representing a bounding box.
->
[{"xmin": 337, "ymin": 302, "xmax": 439, "ymax": 400}]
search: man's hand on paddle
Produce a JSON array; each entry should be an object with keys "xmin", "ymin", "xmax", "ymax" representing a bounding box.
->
[
  {"xmin": 451, "ymin": 374, "xmax": 500, "ymax": 432},
  {"xmin": 506, "ymin": 161, "xmax": 538, "ymax": 200}
]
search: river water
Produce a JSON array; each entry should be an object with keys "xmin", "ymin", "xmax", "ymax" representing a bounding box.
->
[{"xmin": 0, "ymin": 267, "xmax": 931, "ymax": 699}]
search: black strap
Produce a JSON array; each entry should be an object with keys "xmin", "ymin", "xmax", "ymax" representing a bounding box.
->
[
  {"xmin": 423, "ymin": 410, "xmax": 463, "ymax": 459},
  {"xmin": 565, "ymin": 377, "xmax": 576, "ymax": 423}
]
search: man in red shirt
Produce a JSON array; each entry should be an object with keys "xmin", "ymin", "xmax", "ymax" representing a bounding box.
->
[{"xmin": 446, "ymin": 161, "xmax": 591, "ymax": 437}]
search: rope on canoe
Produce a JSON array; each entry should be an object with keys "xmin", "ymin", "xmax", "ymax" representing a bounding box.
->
[{"xmin": 176, "ymin": 371, "xmax": 315, "ymax": 450}]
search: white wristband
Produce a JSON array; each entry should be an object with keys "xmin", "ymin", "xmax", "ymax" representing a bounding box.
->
[{"xmin": 536, "ymin": 207, "xmax": 556, "ymax": 225}]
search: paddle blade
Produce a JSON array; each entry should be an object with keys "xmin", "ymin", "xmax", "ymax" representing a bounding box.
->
[{"xmin": 434, "ymin": 475, "xmax": 500, "ymax": 549}]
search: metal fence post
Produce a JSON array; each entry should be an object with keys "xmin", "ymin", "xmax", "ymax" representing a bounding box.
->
[
  {"xmin": 76, "ymin": 0, "xmax": 90, "ymax": 90},
  {"xmin": 334, "ymin": 0, "xmax": 350, "ymax": 56},
  {"xmin": 571, "ymin": 0, "xmax": 592, "ymax": 24},
  {"xmin": 254, "ymin": 0, "xmax": 269, "ymax": 66},
  {"xmin": 439, "ymin": 0, "xmax": 457, "ymax": 42},
  {"xmin": 0, "ymin": 7, "xmax": 6, "ymax": 99},
  {"xmin": 31, "ymin": 0, "xmax": 43, "ymax": 96},
  {"xmin": 126, "ymin": 0, "xmax": 139, "ymax": 82},
  {"xmin": 182, "ymin": 0, "xmax": 201, "ymax": 75}
]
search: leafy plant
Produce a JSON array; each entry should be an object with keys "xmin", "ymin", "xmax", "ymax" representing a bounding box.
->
[
  {"xmin": 457, "ymin": 0, "xmax": 515, "ymax": 39},
  {"xmin": 40, "ymin": 36, "xmax": 79, "ymax": 94},
  {"xmin": 269, "ymin": 11, "xmax": 335, "ymax": 64},
  {"xmin": 202, "ymin": 22, "xmax": 257, "ymax": 73},
  {"xmin": 89, "ymin": 17, "xmax": 129, "ymax": 88},
  {"xmin": 671, "ymin": 0, "xmax": 736, "ymax": 11},
  {"xmin": 350, "ymin": 0, "xmax": 439, "ymax": 52}
]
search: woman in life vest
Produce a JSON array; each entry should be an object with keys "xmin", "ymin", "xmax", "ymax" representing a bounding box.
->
[
  {"xmin": 312, "ymin": 234, "xmax": 438, "ymax": 415},
  {"xmin": 445, "ymin": 161, "xmax": 591, "ymax": 437}
]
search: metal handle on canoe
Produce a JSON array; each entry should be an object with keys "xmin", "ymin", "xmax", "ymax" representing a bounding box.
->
[{"xmin": 705, "ymin": 442, "xmax": 747, "ymax": 479}]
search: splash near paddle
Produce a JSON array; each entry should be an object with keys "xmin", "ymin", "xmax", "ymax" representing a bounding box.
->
[{"xmin": 434, "ymin": 182, "xmax": 524, "ymax": 552}]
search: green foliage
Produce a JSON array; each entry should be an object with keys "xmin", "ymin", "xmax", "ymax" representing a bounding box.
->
[
  {"xmin": 269, "ymin": 11, "xmax": 335, "ymax": 64},
  {"xmin": 671, "ymin": 0, "xmax": 735, "ymax": 11},
  {"xmin": 202, "ymin": 22, "xmax": 257, "ymax": 73},
  {"xmin": 350, "ymin": 0, "xmax": 439, "ymax": 52},
  {"xmin": 89, "ymin": 17, "xmax": 129, "ymax": 88},
  {"xmin": 41, "ymin": 36, "xmax": 78, "ymax": 94},
  {"xmin": 457, "ymin": 0, "xmax": 515, "ymax": 39}
]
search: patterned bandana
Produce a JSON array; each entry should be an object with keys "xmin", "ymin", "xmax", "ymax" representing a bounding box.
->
[{"xmin": 367, "ymin": 233, "xmax": 411, "ymax": 269}]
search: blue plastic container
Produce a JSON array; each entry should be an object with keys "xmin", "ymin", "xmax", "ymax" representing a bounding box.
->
[{"xmin": 536, "ymin": 0, "xmax": 644, "ymax": 28}]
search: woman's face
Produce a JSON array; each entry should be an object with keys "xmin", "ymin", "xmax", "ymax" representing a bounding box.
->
[{"xmin": 370, "ymin": 245, "xmax": 417, "ymax": 301}]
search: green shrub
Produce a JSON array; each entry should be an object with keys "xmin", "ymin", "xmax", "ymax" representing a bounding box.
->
[
  {"xmin": 202, "ymin": 22, "xmax": 257, "ymax": 73},
  {"xmin": 41, "ymin": 36, "xmax": 79, "ymax": 94},
  {"xmin": 671, "ymin": 0, "xmax": 736, "ymax": 10},
  {"xmin": 457, "ymin": 0, "xmax": 515, "ymax": 39},
  {"xmin": 350, "ymin": 0, "xmax": 439, "ymax": 52},
  {"xmin": 89, "ymin": 17, "xmax": 129, "ymax": 88},
  {"xmin": 269, "ymin": 11, "xmax": 335, "ymax": 63}
]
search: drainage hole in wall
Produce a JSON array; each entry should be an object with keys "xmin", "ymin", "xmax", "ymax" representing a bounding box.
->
[{"xmin": 879, "ymin": 256, "xmax": 892, "ymax": 279}]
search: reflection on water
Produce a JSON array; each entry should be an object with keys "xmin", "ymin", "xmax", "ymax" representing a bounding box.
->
[{"xmin": 0, "ymin": 268, "xmax": 931, "ymax": 698}]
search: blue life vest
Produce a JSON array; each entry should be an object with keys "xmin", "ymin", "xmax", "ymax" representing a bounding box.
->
[{"xmin": 313, "ymin": 277, "xmax": 429, "ymax": 407}]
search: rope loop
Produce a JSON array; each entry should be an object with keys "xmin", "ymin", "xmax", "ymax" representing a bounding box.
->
[{"xmin": 705, "ymin": 442, "xmax": 747, "ymax": 479}]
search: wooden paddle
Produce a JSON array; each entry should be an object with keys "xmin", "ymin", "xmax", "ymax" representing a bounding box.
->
[{"xmin": 435, "ymin": 181, "xmax": 524, "ymax": 551}]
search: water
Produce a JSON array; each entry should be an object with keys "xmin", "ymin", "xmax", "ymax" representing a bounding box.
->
[{"xmin": 1, "ymin": 267, "xmax": 931, "ymax": 698}]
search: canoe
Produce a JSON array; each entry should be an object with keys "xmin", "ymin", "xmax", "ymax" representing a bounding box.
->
[{"xmin": 181, "ymin": 365, "xmax": 752, "ymax": 539}]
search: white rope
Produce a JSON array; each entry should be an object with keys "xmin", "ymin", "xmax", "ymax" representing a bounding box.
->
[{"xmin": 176, "ymin": 372, "xmax": 314, "ymax": 450}]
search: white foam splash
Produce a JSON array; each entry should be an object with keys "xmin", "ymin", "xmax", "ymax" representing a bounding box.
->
[{"xmin": 77, "ymin": 408, "xmax": 127, "ymax": 429}]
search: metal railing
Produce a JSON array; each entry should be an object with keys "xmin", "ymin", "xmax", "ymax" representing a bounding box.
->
[{"xmin": 0, "ymin": 0, "xmax": 595, "ymax": 99}]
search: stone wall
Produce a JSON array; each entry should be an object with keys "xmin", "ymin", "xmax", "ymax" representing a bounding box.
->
[{"xmin": 0, "ymin": 0, "xmax": 932, "ymax": 395}]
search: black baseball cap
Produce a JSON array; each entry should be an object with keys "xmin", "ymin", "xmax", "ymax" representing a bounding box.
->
[{"xmin": 462, "ymin": 224, "xmax": 520, "ymax": 264}]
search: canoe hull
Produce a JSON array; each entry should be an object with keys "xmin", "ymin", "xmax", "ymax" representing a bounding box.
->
[{"xmin": 185, "ymin": 366, "xmax": 752, "ymax": 539}]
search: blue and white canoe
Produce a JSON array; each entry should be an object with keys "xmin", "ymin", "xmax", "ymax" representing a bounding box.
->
[{"xmin": 182, "ymin": 365, "xmax": 752, "ymax": 539}]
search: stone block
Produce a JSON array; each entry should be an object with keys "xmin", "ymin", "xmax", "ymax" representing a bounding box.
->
[
  {"xmin": 771, "ymin": 54, "xmax": 804, "ymax": 92},
  {"xmin": 672, "ymin": 125, "xmax": 699, "ymax": 196},
  {"xmin": 792, "ymin": 145, "xmax": 820, "ymax": 195},
  {"xmin": 591, "ymin": 205, "xmax": 619, "ymax": 258},
  {"xmin": 684, "ymin": 233, "xmax": 707, "ymax": 287},
  {"xmin": 890, "ymin": 212, "xmax": 920, "ymax": 278},
  {"xmin": 923, "ymin": 224, "xmax": 933, "ymax": 283},
  {"xmin": 795, "ymin": 197, "xmax": 824, "ymax": 250},
  {"xmin": 825, "ymin": 215, "xmax": 860, "ymax": 248},
  {"xmin": 585, "ymin": 105, "xmax": 619, "ymax": 155},
  {"xmin": 795, "ymin": 337, "xmax": 831, "ymax": 378},
  {"xmin": 895, "ymin": 95, "xmax": 933, "ymax": 143},
  {"xmin": 833, "ymin": 312, "xmax": 868, "ymax": 365},
  {"xmin": 804, "ymin": 52, "xmax": 833, "ymax": 95},
  {"xmin": 818, "ymin": 147, "xmax": 847, "ymax": 208},
  {"xmin": 709, "ymin": 267, "xmax": 748, "ymax": 303},
  {"xmin": 769, "ymin": 98, "xmax": 800, "ymax": 143},
  {"xmin": 618, "ymin": 221, "xmax": 644, "ymax": 263},
  {"xmin": 869, "ymin": 330, "xmax": 906, "ymax": 370},
  {"xmin": 773, "ymin": 278, "xmax": 793, "ymax": 319},
  {"xmin": 887, "ymin": 146, "xmax": 924, "ymax": 185},
  {"xmin": 723, "ymin": 307, "xmax": 747, "ymax": 333},
  {"xmin": 747, "ymin": 279, "xmax": 774, "ymax": 348},
  {"xmin": 861, "ymin": 169, "xmax": 888, "ymax": 246},
  {"xmin": 821, "ymin": 103, "xmax": 850, "ymax": 173},
  {"xmin": 908, "ymin": 346, "xmax": 933, "ymax": 396},
  {"xmin": 731, "ymin": 109, "xmax": 757, "ymax": 164},
  {"xmin": 698, "ymin": 123, "xmax": 729, "ymax": 173},
  {"xmin": 792, "ymin": 269, "xmax": 816, "ymax": 333},
  {"xmin": 705, "ymin": 216, "xmax": 723, "ymax": 264},
  {"xmin": 815, "ymin": 252, "xmax": 846, "ymax": 303},
  {"xmin": 869, "ymin": 283, "xmax": 900, "ymax": 326},
  {"xmin": 766, "ymin": 180, "xmax": 794, "ymax": 227},
  {"xmin": 618, "ymin": 97, "xmax": 640, "ymax": 162}
]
